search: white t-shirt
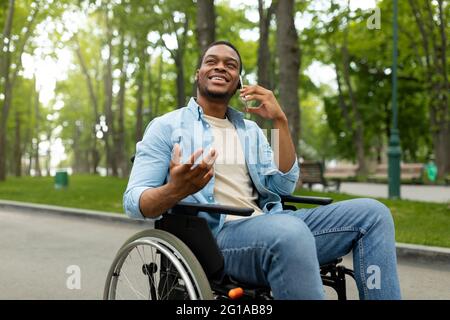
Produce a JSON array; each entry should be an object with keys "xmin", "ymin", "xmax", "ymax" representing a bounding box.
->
[{"xmin": 203, "ymin": 114, "xmax": 263, "ymax": 222}]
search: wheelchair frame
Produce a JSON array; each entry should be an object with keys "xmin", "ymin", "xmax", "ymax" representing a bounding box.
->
[{"xmin": 104, "ymin": 194, "xmax": 355, "ymax": 300}]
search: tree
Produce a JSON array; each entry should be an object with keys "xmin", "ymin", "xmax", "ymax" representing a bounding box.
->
[
  {"xmin": 32, "ymin": 76, "xmax": 41, "ymax": 176},
  {"xmin": 196, "ymin": 0, "xmax": 215, "ymax": 53},
  {"xmin": 11, "ymin": 76, "xmax": 34, "ymax": 176},
  {"xmin": 5, "ymin": 0, "xmax": 444, "ymax": 180},
  {"xmin": 339, "ymin": 2, "xmax": 367, "ymax": 175},
  {"xmin": 193, "ymin": 0, "xmax": 215, "ymax": 96},
  {"xmin": 407, "ymin": 0, "xmax": 449, "ymax": 178},
  {"xmin": 158, "ymin": 1, "xmax": 195, "ymax": 107},
  {"xmin": 275, "ymin": 0, "xmax": 301, "ymax": 154},
  {"xmin": 257, "ymin": 0, "xmax": 275, "ymax": 91},
  {"xmin": 102, "ymin": 3, "xmax": 117, "ymax": 176},
  {"xmin": 73, "ymin": 33, "xmax": 100, "ymax": 174},
  {"xmin": 256, "ymin": 0, "xmax": 276, "ymax": 130},
  {"xmin": 0, "ymin": 0, "xmax": 41, "ymax": 180},
  {"xmin": 1, "ymin": 0, "xmax": 66, "ymax": 180}
]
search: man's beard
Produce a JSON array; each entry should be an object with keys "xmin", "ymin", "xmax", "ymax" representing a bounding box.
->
[{"xmin": 198, "ymin": 83, "xmax": 237, "ymax": 101}]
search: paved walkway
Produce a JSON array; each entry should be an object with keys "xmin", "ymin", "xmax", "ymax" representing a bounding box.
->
[
  {"xmin": 330, "ymin": 183, "xmax": 450, "ymax": 203},
  {"xmin": 0, "ymin": 206, "xmax": 449, "ymax": 299}
]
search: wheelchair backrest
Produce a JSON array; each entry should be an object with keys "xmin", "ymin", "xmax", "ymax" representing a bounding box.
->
[{"xmin": 155, "ymin": 213, "xmax": 224, "ymax": 278}]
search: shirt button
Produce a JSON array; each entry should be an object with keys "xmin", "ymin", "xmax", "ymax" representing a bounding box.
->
[
  {"xmin": 208, "ymin": 196, "xmax": 214, "ymax": 202},
  {"xmin": 206, "ymin": 124, "xmax": 210, "ymax": 128}
]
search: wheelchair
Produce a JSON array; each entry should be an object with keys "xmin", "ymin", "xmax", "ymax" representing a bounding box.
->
[{"xmin": 104, "ymin": 194, "xmax": 355, "ymax": 300}]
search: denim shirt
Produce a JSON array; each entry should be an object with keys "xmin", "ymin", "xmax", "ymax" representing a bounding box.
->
[{"xmin": 123, "ymin": 97, "xmax": 300, "ymax": 236}]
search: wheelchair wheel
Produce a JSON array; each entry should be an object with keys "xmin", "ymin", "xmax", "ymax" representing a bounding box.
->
[{"xmin": 104, "ymin": 229, "xmax": 214, "ymax": 300}]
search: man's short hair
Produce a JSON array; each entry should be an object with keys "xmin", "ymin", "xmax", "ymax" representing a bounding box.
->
[{"xmin": 199, "ymin": 40, "xmax": 243, "ymax": 74}]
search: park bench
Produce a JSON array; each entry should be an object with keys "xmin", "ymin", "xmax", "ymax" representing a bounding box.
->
[
  {"xmin": 298, "ymin": 161, "xmax": 341, "ymax": 192},
  {"xmin": 324, "ymin": 164, "xmax": 358, "ymax": 181},
  {"xmin": 368, "ymin": 163, "xmax": 424, "ymax": 183}
]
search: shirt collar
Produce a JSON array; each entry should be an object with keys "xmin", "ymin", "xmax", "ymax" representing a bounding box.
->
[
  {"xmin": 187, "ymin": 97, "xmax": 244, "ymax": 124},
  {"xmin": 187, "ymin": 97, "xmax": 203, "ymax": 120}
]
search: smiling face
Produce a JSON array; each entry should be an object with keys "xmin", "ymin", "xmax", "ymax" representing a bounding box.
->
[{"xmin": 196, "ymin": 44, "xmax": 241, "ymax": 102}]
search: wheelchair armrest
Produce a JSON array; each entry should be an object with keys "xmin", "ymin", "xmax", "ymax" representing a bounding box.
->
[
  {"xmin": 280, "ymin": 195, "xmax": 333, "ymax": 205},
  {"xmin": 172, "ymin": 201, "xmax": 254, "ymax": 217}
]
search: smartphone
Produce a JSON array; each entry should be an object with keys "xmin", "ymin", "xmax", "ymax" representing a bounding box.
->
[{"xmin": 239, "ymin": 75, "xmax": 249, "ymax": 110}]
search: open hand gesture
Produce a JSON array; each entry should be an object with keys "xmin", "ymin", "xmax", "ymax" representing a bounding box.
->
[{"xmin": 168, "ymin": 144, "xmax": 218, "ymax": 198}]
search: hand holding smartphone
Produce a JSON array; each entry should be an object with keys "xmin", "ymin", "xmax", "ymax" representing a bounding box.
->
[{"xmin": 239, "ymin": 75, "xmax": 249, "ymax": 111}]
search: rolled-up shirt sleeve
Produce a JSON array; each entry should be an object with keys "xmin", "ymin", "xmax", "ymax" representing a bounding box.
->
[
  {"xmin": 123, "ymin": 117, "xmax": 172, "ymax": 219},
  {"xmin": 257, "ymin": 126, "xmax": 300, "ymax": 195},
  {"xmin": 264, "ymin": 161, "xmax": 300, "ymax": 195}
]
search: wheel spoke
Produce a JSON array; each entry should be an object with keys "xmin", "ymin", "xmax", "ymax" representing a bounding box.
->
[
  {"xmin": 120, "ymin": 271, "xmax": 147, "ymax": 299},
  {"xmin": 104, "ymin": 232, "xmax": 212, "ymax": 300}
]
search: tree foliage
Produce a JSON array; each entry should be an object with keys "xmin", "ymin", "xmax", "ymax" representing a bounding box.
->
[{"xmin": 1, "ymin": 0, "xmax": 448, "ymax": 180}]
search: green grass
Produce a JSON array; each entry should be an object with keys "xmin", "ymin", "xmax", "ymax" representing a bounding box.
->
[
  {"xmin": 0, "ymin": 175, "xmax": 449, "ymax": 248},
  {"xmin": 0, "ymin": 175, "xmax": 127, "ymax": 213}
]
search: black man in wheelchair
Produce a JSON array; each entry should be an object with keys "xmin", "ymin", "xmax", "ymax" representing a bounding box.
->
[{"xmin": 123, "ymin": 41, "xmax": 401, "ymax": 300}]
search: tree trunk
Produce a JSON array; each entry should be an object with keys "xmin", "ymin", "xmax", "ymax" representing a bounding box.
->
[
  {"xmin": 1, "ymin": 1, "xmax": 39, "ymax": 180},
  {"xmin": 115, "ymin": 37, "xmax": 128, "ymax": 178},
  {"xmin": 146, "ymin": 54, "xmax": 153, "ymax": 124},
  {"xmin": 341, "ymin": 6, "xmax": 367, "ymax": 175},
  {"xmin": 433, "ymin": 123, "xmax": 449, "ymax": 178},
  {"xmin": 27, "ymin": 151, "xmax": 32, "ymax": 176},
  {"xmin": 341, "ymin": 45, "xmax": 367, "ymax": 175},
  {"xmin": 0, "ymin": 0, "xmax": 14, "ymax": 72},
  {"xmin": 333, "ymin": 59, "xmax": 353, "ymax": 131},
  {"xmin": 46, "ymin": 131, "xmax": 51, "ymax": 176},
  {"xmin": 0, "ymin": 87, "xmax": 12, "ymax": 180},
  {"xmin": 275, "ymin": 0, "xmax": 301, "ymax": 154},
  {"xmin": 103, "ymin": 9, "xmax": 117, "ymax": 176},
  {"xmin": 14, "ymin": 110, "xmax": 21, "ymax": 177},
  {"xmin": 175, "ymin": 53, "xmax": 186, "ymax": 107},
  {"xmin": 24, "ymin": 93, "xmax": 33, "ymax": 176},
  {"xmin": 153, "ymin": 54, "xmax": 163, "ymax": 119},
  {"xmin": 258, "ymin": 0, "xmax": 275, "ymax": 90},
  {"xmin": 257, "ymin": 0, "xmax": 275, "ymax": 130},
  {"xmin": 436, "ymin": 0, "xmax": 449, "ymax": 175},
  {"xmin": 33, "ymin": 79, "xmax": 41, "ymax": 177},
  {"xmin": 0, "ymin": 0, "xmax": 15, "ymax": 180},
  {"xmin": 194, "ymin": 0, "xmax": 215, "ymax": 97},
  {"xmin": 72, "ymin": 125, "xmax": 82, "ymax": 174},
  {"xmin": 196, "ymin": 0, "xmax": 215, "ymax": 53},
  {"xmin": 163, "ymin": 17, "xmax": 189, "ymax": 107},
  {"xmin": 135, "ymin": 43, "xmax": 146, "ymax": 143},
  {"xmin": 75, "ymin": 37, "xmax": 99, "ymax": 174}
]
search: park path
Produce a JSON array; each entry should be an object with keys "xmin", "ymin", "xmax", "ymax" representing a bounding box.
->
[
  {"xmin": 0, "ymin": 207, "xmax": 448, "ymax": 299},
  {"xmin": 334, "ymin": 183, "xmax": 450, "ymax": 203}
]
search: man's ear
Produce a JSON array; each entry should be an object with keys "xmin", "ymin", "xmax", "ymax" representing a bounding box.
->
[{"xmin": 195, "ymin": 70, "xmax": 199, "ymax": 82}]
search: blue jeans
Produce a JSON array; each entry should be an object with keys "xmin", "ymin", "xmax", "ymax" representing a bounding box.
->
[{"xmin": 215, "ymin": 198, "xmax": 401, "ymax": 300}]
